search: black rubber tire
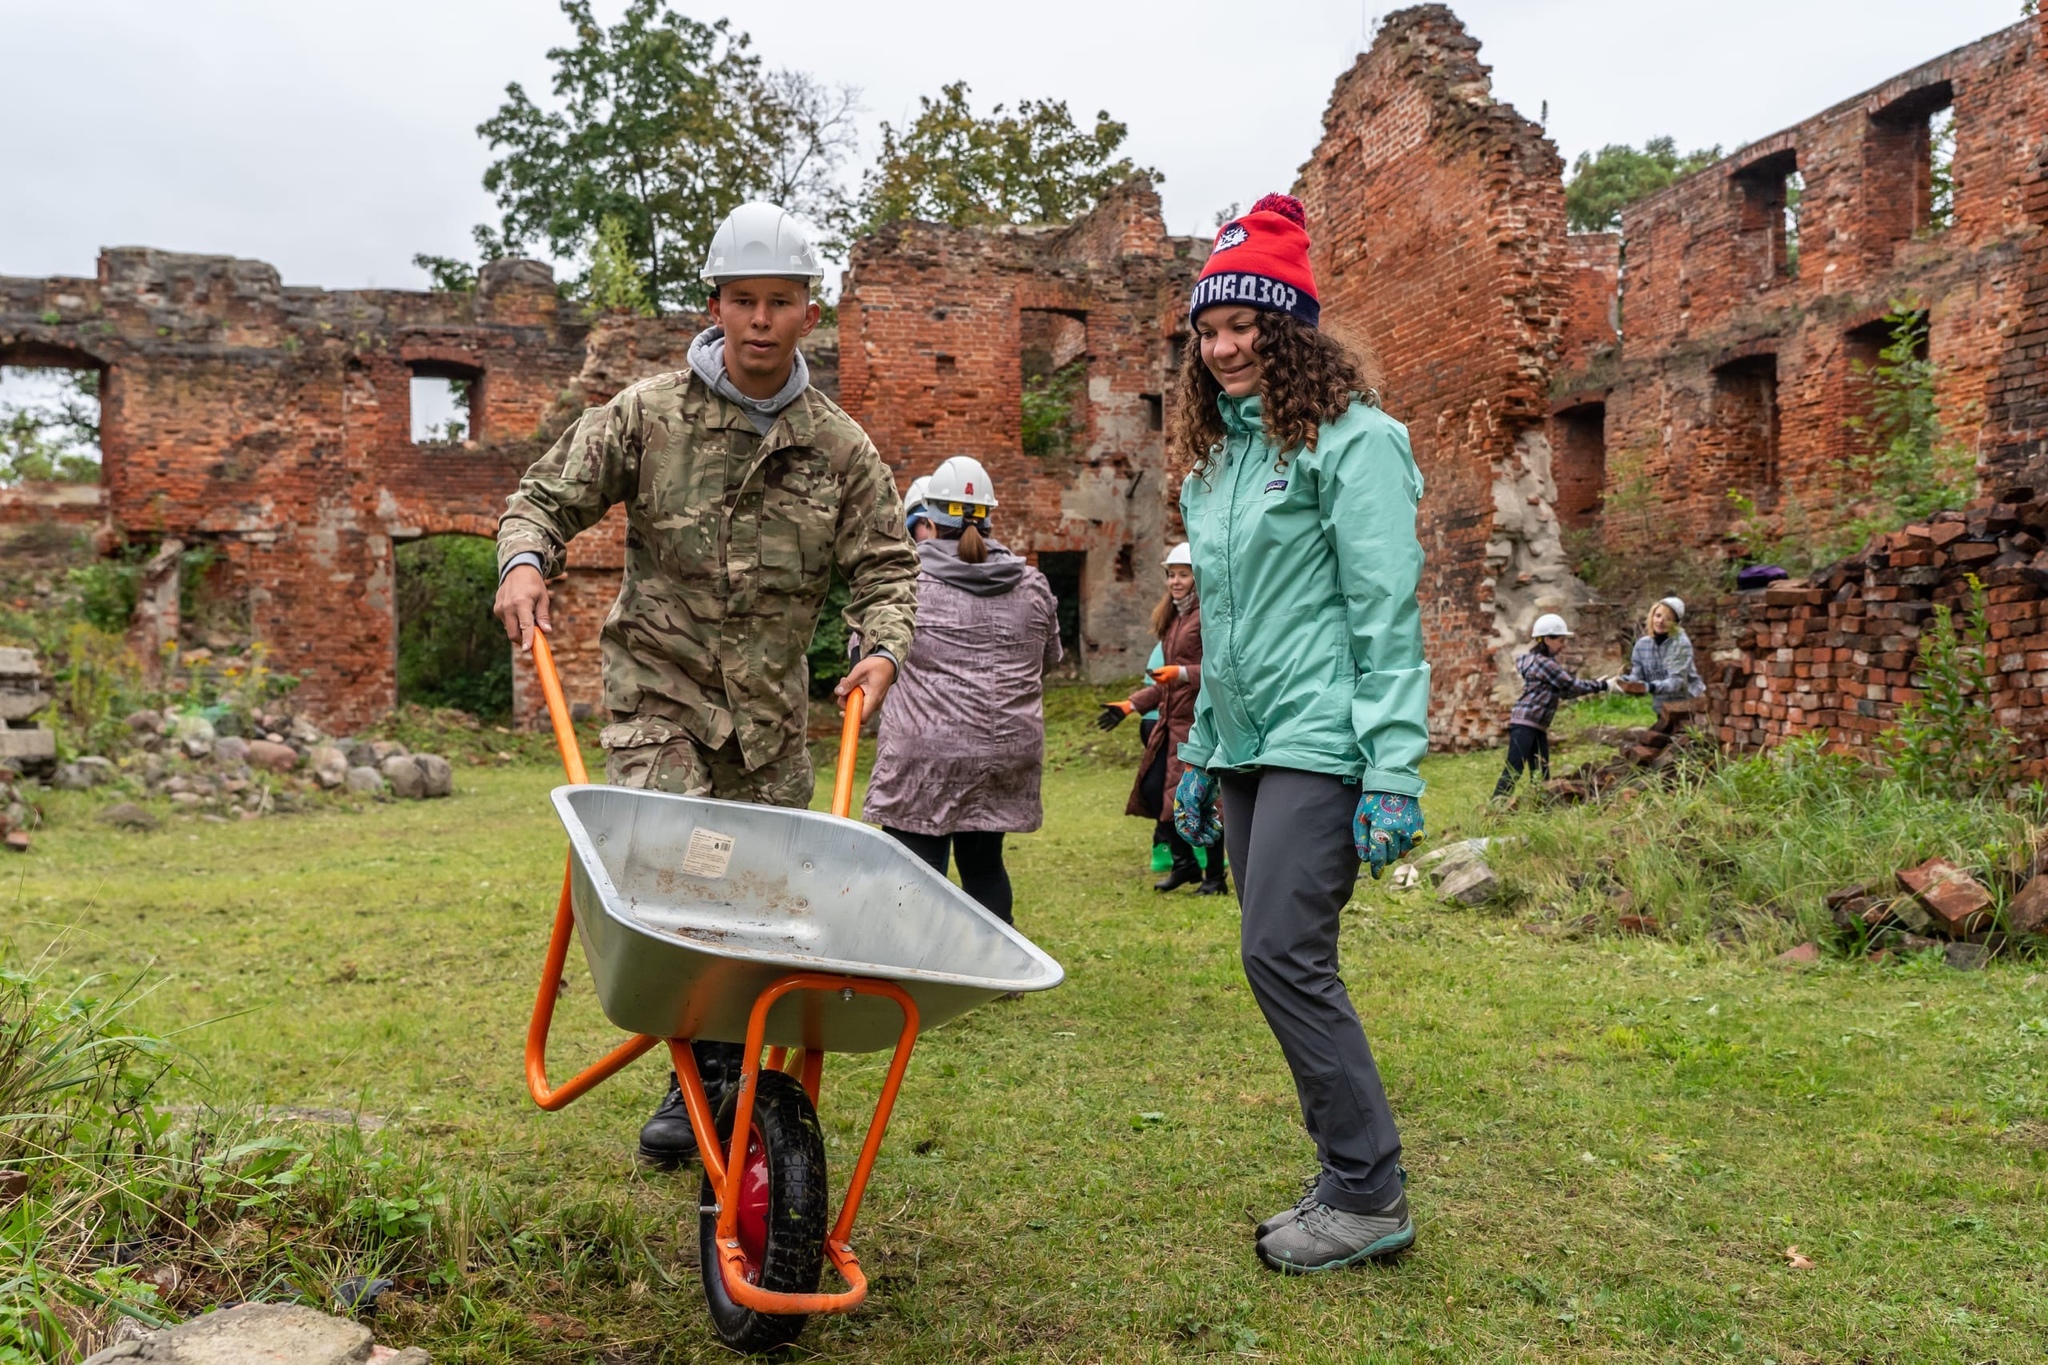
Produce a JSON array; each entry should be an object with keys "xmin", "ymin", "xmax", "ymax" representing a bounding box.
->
[{"xmin": 697, "ymin": 1068, "xmax": 829, "ymax": 1354}]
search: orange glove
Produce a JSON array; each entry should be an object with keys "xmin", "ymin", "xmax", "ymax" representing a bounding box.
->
[
  {"xmin": 1094, "ymin": 700, "xmax": 1136, "ymax": 731},
  {"xmin": 1149, "ymin": 665, "xmax": 1186, "ymax": 684}
]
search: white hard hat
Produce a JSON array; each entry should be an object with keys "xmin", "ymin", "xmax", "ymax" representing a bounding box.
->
[
  {"xmin": 1531, "ymin": 613, "xmax": 1574, "ymax": 639},
  {"xmin": 904, "ymin": 476, "xmax": 932, "ymax": 513},
  {"xmin": 1657, "ymin": 595, "xmax": 1686, "ymax": 622},
  {"xmin": 1164, "ymin": 541, "xmax": 1192, "ymax": 566},
  {"xmin": 924, "ymin": 456, "xmax": 998, "ymax": 527},
  {"xmin": 702, "ymin": 201, "xmax": 823, "ymax": 285}
]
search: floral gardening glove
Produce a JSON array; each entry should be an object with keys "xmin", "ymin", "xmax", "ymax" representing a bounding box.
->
[
  {"xmin": 1354, "ymin": 791, "xmax": 1424, "ymax": 879},
  {"xmin": 1174, "ymin": 768, "xmax": 1223, "ymax": 847}
]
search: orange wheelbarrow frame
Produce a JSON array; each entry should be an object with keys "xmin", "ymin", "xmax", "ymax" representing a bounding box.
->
[{"xmin": 520, "ymin": 630, "xmax": 913, "ymax": 1316}]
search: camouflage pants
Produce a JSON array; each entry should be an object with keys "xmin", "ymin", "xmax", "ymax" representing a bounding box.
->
[{"xmin": 601, "ymin": 723, "xmax": 813, "ymax": 810}]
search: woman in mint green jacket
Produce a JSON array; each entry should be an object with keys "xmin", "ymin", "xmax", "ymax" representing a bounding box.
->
[{"xmin": 1171, "ymin": 193, "xmax": 1427, "ymax": 1275}]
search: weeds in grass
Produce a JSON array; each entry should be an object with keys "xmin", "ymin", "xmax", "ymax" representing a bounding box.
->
[
  {"xmin": 0, "ymin": 956, "xmax": 446, "ymax": 1362},
  {"xmin": 1496, "ymin": 732, "xmax": 2034, "ymax": 946},
  {"xmin": 1884, "ymin": 577, "xmax": 2016, "ymax": 799}
]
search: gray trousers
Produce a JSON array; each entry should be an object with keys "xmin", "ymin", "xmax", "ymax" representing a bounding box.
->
[{"xmin": 1219, "ymin": 767, "xmax": 1404, "ymax": 1212}]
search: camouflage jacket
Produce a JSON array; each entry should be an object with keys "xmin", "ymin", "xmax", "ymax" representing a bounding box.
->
[{"xmin": 497, "ymin": 369, "xmax": 918, "ymax": 769}]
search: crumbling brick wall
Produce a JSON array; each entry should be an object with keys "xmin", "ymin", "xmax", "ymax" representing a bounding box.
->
[
  {"xmin": 1567, "ymin": 14, "xmax": 2048, "ymax": 558},
  {"xmin": 0, "ymin": 251, "xmax": 714, "ymax": 731},
  {"xmin": 840, "ymin": 180, "xmax": 1204, "ymax": 682},
  {"xmin": 1707, "ymin": 492, "xmax": 2048, "ymax": 779},
  {"xmin": 1295, "ymin": 5, "xmax": 1587, "ymax": 748}
]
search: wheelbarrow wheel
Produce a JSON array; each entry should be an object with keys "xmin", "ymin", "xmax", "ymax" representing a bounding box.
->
[{"xmin": 697, "ymin": 1068, "xmax": 828, "ymax": 1353}]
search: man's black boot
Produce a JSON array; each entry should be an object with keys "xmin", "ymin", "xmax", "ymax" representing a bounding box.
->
[
  {"xmin": 637, "ymin": 1073, "xmax": 699, "ymax": 1168},
  {"xmin": 637, "ymin": 1041, "xmax": 745, "ymax": 1169}
]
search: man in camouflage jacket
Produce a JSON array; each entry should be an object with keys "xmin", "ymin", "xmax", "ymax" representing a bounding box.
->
[{"xmin": 492, "ymin": 202, "xmax": 918, "ymax": 1165}]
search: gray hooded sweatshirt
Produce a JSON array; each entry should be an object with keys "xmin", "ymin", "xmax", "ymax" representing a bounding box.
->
[{"xmin": 687, "ymin": 325, "xmax": 810, "ymax": 435}]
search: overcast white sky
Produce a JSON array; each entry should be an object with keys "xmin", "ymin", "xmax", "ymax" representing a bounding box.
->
[{"xmin": 0, "ymin": 0, "xmax": 2032, "ymax": 293}]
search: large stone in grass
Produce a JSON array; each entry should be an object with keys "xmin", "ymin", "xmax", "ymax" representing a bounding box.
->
[
  {"xmin": 381, "ymin": 755, "xmax": 425, "ymax": 799},
  {"xmin": 1437, "ymin": 858, "xmax": 1501, "ymax": 907},
  {"xmin": 344, "ymin": 765, "xmax": 384, "ymax": 796},
  {"xmin": 245, "ymin": 739, "xmax": 299, "ymax": 773},
  {"xmin": 309, "ymin": 745, "xmax": 349, "ymax": 789},
  {"xmin": 80, "ymin": 1301, "xmax": 429, "ymax": 1364},
  {"xmin": 414, "ymin": 754, "xmax": 452, "ymax": 798}
]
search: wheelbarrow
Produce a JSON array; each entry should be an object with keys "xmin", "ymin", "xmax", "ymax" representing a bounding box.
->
[{"xmin": 520, "ymin": 633, "xmax": 1064, "ymax": 1353}]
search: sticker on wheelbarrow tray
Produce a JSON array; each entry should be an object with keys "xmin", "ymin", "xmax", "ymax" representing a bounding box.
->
[{"xmin": 680, "ymin": 827, "xmax": 736, "ymax": 879}]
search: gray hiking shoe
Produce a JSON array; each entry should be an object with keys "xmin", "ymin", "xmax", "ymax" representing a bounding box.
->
[
  {"xmin": 1255, "ymin": 1173, "xmax": 1321, "ymax": 1241},
  {"xmin": 1256, "ymin": 1192, "xmax": 1415, "ymax": 1273},
  {"xmin": 1256, "ymin": 1164, "xmax": 1406, "ymax": 1241}
]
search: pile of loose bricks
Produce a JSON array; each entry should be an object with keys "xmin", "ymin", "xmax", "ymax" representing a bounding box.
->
[{"xmin": 1711, "ymin": 491, "xmax": 2048, "ymax": 777}]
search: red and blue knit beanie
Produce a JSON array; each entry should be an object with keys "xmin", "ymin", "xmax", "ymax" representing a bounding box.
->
[{"xmin": 1189, "ymin": 193, "xmax": 1320, "ymax": 328}]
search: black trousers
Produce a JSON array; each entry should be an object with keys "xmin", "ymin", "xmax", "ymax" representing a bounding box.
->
[
  {"xmin": 885, "ymin": 828, "xmax": 1013, "ymax": 924},
  {"xmin": 1492, "ymin": 723, "xmax": 1551, "ymax": 799},
  {"xmin": 1219, "ymin": 766, "xmax": 1403, "ymax": 1212}
]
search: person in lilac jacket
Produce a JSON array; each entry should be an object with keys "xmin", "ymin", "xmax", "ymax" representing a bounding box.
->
[{"xmin": 862, "ymin": 458, "xmax": 1061, "ymax": 924}]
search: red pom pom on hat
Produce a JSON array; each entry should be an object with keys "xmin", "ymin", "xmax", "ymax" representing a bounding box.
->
[
  {"xmin": 1191, "ymin": 192, "xmax": 1319, "ymax": 327},
  {"xmin": 1248, "ymin": 192, "xmax": 1306, "ymax": 227}
]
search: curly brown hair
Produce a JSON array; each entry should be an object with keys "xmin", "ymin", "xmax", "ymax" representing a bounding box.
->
[{"xmin": 1170, "ymin": 312, "xmax": 1378, "ymax": 480}]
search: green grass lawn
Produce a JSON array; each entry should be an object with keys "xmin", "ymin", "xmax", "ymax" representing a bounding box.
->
[{"xmin": 7, "ymin": 693, "xmax": 2048, "ymax": 1362}]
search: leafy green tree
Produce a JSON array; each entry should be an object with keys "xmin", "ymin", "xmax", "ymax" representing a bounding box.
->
[
  {"xmin": 1846, "ymin": 307, "xmax": 1974, "ymax": 524},
  {"xmin": 845, "ymin": 81, "xmax": 1158, "ymax": 240},
  {"xmin": 1563, "ymin": 137, "xmax": 1721, "ymax": 233},
  {"xmin": 463, "ymin": 1, "xmax": 854, "ymax": 311},
  {"xmin": 1, "ymin": 368, "xmax": 100, "ymax": 485},
  {"xmin": 584, "ymin": 214, "xmax": 654, "ymax": 316},
  {"xmin": 411, "ymin": 254, "xmax": 478, "ymax": 293}
]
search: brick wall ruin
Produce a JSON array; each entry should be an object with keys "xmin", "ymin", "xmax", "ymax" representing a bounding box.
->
[
  {"xmin": 1560, "ymin": 13, "xmax": 2048, "ymax": 557},
  {"xmin": 1295, "ymin": 6, "xmax": 1587, "ymax": 747},
  {"xmin": 6, "ymin": 4, "xmax": 2046, "ymax": 762},
  {"xmin": 0, "ymin": 251, "xmax": 705, "ymax": 729},
  {"xmin": 839, "ymin": 180, "xmax": 1205, "ymax": 682}
]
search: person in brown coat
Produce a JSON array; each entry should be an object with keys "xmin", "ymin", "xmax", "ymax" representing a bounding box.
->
[{"xmin": 1097, "ymin": 542, "xmax": 1228, "ymax": 894}]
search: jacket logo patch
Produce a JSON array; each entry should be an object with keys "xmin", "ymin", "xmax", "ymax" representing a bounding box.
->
[
  {"xmin": 1264, "ymin": 479, "xmax": 1289, "ymax": 493},
  {"xmin": 1215, "ymin": 223, "xmax": 1248, "ymax": 250}
]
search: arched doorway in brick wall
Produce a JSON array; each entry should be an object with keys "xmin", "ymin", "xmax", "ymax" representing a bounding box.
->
[{"xmin": 392, "ymin": 532, "xmax": 513, "ymax": 720}]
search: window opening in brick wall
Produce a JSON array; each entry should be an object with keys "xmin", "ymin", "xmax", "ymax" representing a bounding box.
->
[
  {"xmin": 1868, "ymin": 82, "xmax": 1955, "ymax": 245},
  {"xmin": 1141, "ymin": 393, "xmax": 1164, "ymax": 432},
  {"xmin": 395, "ymin": 534, "xmax": 513, "ymax": 720},
  {"xmin": 1732, "ymin": 150, "xmax": 1799, "ymax": 282},
  {"xmin": 409, "ymin": 361, "xmax": 483, "ymax": 445},
  {"xmin": 0, "ymin": 349, "xmax": 102, "ymax": 488},
  {"xmin": 1711, "ymin": 355, "xmax": 1781, "ymax": 507},
  {"xmin": 1036, "ymin": 551, "xmax": 1085, "ymax": 660},
  {"xmin": 1927, "ymin": 107, "xmax": 1956, "ymax": 232},
  {"xmin": 1020, "ymin": 309, "xmax": 1088, "ymax": 459},
  {"xmin": 1550, "ymin": 403, "xmax": 1607, "ymax": 533}
]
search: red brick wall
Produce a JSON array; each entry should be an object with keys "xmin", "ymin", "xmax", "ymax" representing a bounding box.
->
[
  {"xmin": 0, "ymin": 251, "xmax": 728, "ymax": 732},
  {"xmin": 1578, "ymin": 15, "xmax": 2048, "ymax": 555},
  {"xmin": 840, "ymin": 181, "xmax": 1204, "ymax": 681},
  {"xmin": 1707, "ymin": 495, "xmax": 2048, "ymax": 776},
  {"xmin": 1295, "ymin": 5, "xmax": 1578, "ymax": 748}
]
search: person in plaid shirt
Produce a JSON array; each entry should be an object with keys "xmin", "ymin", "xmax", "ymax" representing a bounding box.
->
[{"xmin": 1493, "ymin": 613, "xmax": 1608, "ymax": 800}]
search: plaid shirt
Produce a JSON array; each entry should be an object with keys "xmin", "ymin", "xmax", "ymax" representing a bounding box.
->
[
  {"xmin": 1623, "ymin": 631, "xmax": 1705, "ymax": 708},
  {"xmin": 1509, "ymin": 649, "xmax": 1605, "ymax": 731}
]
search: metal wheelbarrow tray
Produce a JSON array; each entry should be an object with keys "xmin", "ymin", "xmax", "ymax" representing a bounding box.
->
[
  {"xmin": 518, "ymin": 633, "xmax": 1062, "ymax": 1353},
  {"xmin": 553, "ymin": 784, "xmax": 1062, "ymax": 1051}
]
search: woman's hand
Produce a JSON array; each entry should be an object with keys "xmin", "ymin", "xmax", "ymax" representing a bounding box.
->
[
  {"xmin": 1353, "ymin": 791, "xmax": 1423, "ymax": 879},
  {"xmin": 1149, "ymin": 664, "xmax": 1186, "ymax": 685},
  {"xmin": 1095, "ymin": 700, "xmax": 1135, "ymax": 731},
  {"xmin": 1174, "ymin": 768, "xmax": 1223, "ymax": 847}
]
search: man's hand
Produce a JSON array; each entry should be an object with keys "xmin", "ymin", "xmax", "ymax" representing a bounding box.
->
[
  {"xmin": 494, "ymin": 564, "xmax": 551, "ymax": 652},
  {"xmin": 836, "ymin": 653, "xmax": 896, "ymax": 721}
]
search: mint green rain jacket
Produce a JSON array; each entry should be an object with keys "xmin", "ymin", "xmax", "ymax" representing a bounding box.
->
[{"xmin": 1177, "ymin": 393, "xmax": 1429, "ymax": 795}]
